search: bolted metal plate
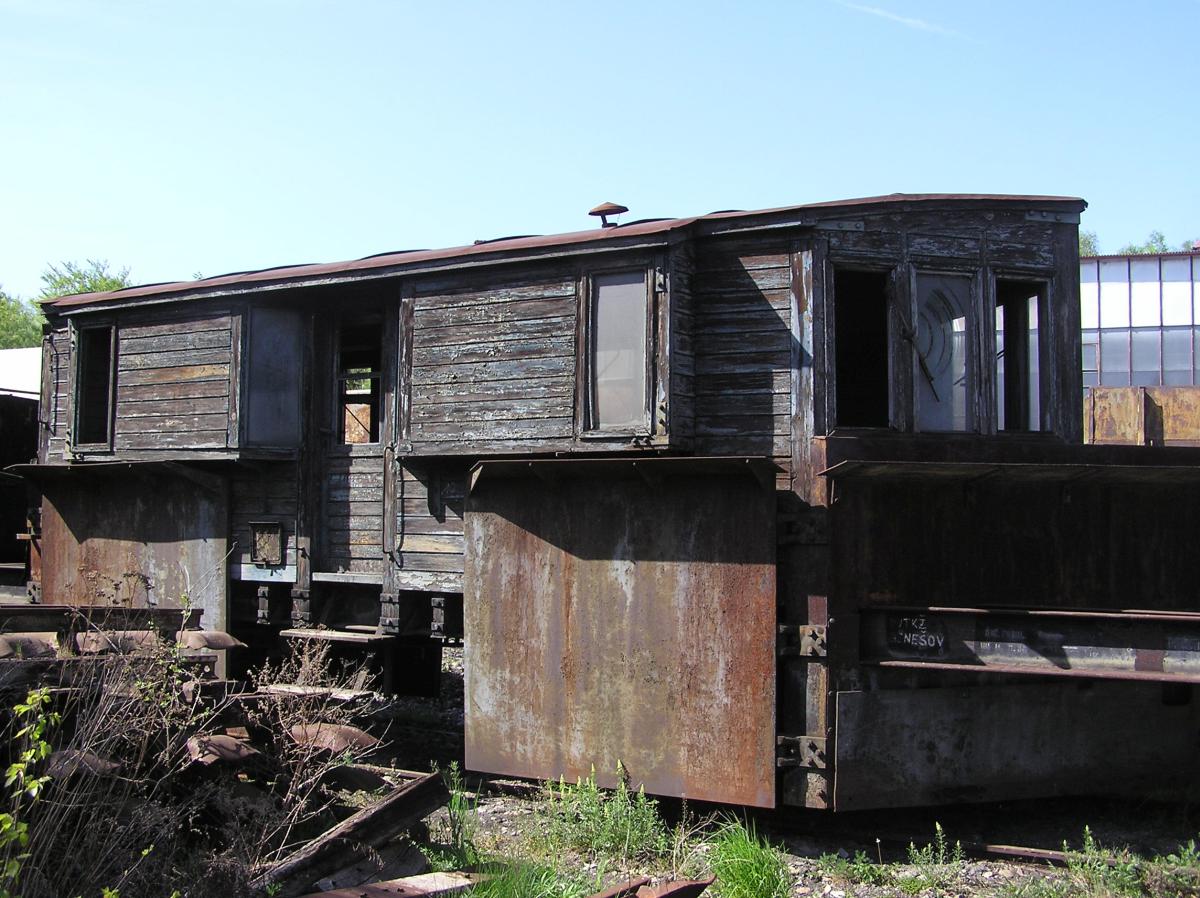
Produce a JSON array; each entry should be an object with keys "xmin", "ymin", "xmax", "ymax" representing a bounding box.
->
[{"xmin": 464, "ymin": 458, "xmax": 777, "ymax": 808}]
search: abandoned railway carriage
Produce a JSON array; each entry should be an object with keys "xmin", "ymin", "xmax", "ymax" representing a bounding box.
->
[{"xmin": 23, "ymin": 194, "xmax": 1200, "ymax": 811}]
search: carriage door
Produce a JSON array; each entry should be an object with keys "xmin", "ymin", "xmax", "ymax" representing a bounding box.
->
[{"xmin": 317, "ymin": 309, "xmax": 395, "ymax": 581}]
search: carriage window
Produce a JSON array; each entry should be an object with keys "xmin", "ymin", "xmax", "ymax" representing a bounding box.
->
[
  {"xmin": 914, "ymin": 273, "xmax": 972, "ymax": 432},
  {"xmin": 995, "ymin": 280, "xmax": 1043, "ymax": 432},
  {"xmin": 74, "ymin": 326, "xmax": 115, "ymax": 447},
  {"xmin": 246, "ymin": 307, "xmax": 304, "ymax": 447},
  {"xmin": 338, "ymin": 319, "xmax": 382, "ymax": 444},
  {"xmin": 834, "ymin": 269, "xmax": 890, "ymax": 427},
  {"xmin": 589, "ymin": 270, "xmax": 648, "ymax": 431}
]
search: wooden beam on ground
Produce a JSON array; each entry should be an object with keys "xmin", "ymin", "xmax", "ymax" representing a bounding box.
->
[
  {"xmin": 295, "ymin": 871, "xmax": 478, "ymax": 897},
  {"xmin": 252, "ymin": 771, "xmax": 450, "ymax": 897}
]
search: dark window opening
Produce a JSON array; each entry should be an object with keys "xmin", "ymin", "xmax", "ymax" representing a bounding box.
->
[
  {"xmin": 338, "ymin": 319, "xmax": 383, "ymax": 444},
  {"xmin": 75, "ymin": 326, "xmax": 114, "ymax": 446},
  {"xmin": 995, "ymin": 280, "xmax": 1043, "ymax": 432},
  {"xmin": 834, "ymin": 269, "xmax": 890, "ymax": 427}
]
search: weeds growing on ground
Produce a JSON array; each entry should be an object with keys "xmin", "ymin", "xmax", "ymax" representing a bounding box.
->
[
  {"xmin": 0, "ymin": 635, "xmax": 381, "ymax": 898},
  {"xmin": 998, "ymin": 826, "xmax": 1200, "ymax": 898},
  {"xmin": 425, "ymin": 761, "xmax": 481, "ymax": 872},
  {"xmin": 817, "ymin": 848, "xmax": 892, "ymax": 887},
  {"xmin": 469, "ymin": 861, "xmax": 592, "ymax": 898},
  {"xmin": 539, "ymin": 765, "xmax": 670, "ymax": 865},
  {"xmin": 896, "ymin": 822, "xmax": 965, "ymax": 894},
  {"xmin": 706, "ymin": 818, "xmax": 790, "ymax": 898}
]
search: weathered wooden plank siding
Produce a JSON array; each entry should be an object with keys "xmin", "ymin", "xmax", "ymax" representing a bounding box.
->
[
  {"xmin": 669, "ymin": 243, "xmax": 695, "ymax": 445},
  {"xmin": 691, "ymin": 241, "xmax": 794, "ymax": 473},
  {"xmin": 113, "ymin": 315, "xmax": 234, "ymax": 451},
  {"xmin": 322, "ymin": 453, "xmax": 385, "ymax": 574},
  {"xmin": 230, "ymin": 463, "xmax": 298, "ymax": 569},
  {"xmin": 408, "ymin": 277, "xmax": 577, "ymax": 451},
  {"xmin": 394, "ymin": 463, "xmax": 465, "ymax": 592},
  {"xmin": 47, "ymin": 328, "xmax": 69, "ymax": 460}
]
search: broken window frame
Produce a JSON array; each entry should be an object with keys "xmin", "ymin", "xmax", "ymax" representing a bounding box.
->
[
  {"xmin": 69, "ymin": 320, "xmax": 117, "ymax": 452},
  {"xmin": 992, "ymin": 276, "xmax": 1049, "ymax": 433},
  {"xmin": 824, "ymin": 262, "xmax": 1063, "ymax": 437},
  {"xmin": 578, "ymin": 263, "xmax": 659, "ymax": 439},
  {"xmin": 827, "ymin": 264, "xmax": 896, "ymax": 431},
  {"xmin": 334, "ymin": 314, "xmax": 385, "ymax": 446}
]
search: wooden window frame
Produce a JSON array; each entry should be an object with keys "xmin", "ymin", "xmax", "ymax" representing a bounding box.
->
[
  {"xmin": 576, "ymin": 261, "xmax": 662, "ymax": 440},
  {"xmin": 823, "ymin": 261, "xmax": 1063, "ymax": 437},
  {"xmin": 68, "ymin": 320, "xmax": 117, "ymax": 454}
]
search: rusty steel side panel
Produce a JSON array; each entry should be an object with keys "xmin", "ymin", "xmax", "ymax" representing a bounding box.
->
[
  {"xmin": 1086, "ymin": 386, "xmax": 1200, "ymax": 446},
  {"xmin": 464, "ymin": 461, "xmax": 777, "ymax": 807},
  {"xmin": 834, "ymin": 683, "xmax": 1200, "ymax": 810},
  {"xmin": 39, "ymin": 468, "xmax": 229, "ymax": 632}
]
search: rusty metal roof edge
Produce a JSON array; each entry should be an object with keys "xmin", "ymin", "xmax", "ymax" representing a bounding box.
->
[{"xmin": 44, "ymin": 193, "xmax": 1086, "ymax": 312}]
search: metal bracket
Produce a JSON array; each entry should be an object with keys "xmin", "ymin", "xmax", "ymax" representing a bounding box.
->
[
  {"xmin": 777, "ymin": 735, "xmax": 827, "ymax": 769},
  {"xmin": 814, "ymin": 219, "xmax": 865, "ymax": 232},
  {"xmin": 778, "ymin": 624, "xmax": 827, "ymax": 658},
  {"xmin": 1026, "ymin": 210, "xmax": 1080, "ymax": 224}
]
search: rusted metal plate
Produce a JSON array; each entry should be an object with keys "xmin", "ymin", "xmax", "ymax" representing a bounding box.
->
[
  {"xmin": 1086, "ymin": 386, "xmax": 1200, "ymax": 446},
  {"xmin": 38, "ymin": 466, "xmax": 228, "ymax": 631},
  {"xmin": 464, "ymin": 457, "xmax": 777, "ymax": 808},
  {"xmin": 834, "ymin": 682, "xmax": 1200, "ymax": 810}
]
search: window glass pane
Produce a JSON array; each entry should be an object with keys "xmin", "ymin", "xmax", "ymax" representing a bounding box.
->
[
  {"xmin": 1083, "ymin": 371, "xmax": 1099, "ymax": 387},
  {"xmin": 1099, "ymin": 330, "xmax": 1130, "ymax": 386},
  {"xmin": 1080, "ymin": 261, "xmax": 1100, "ymax": 329},
  {"xmin": 1082, "ymin": 331, "xmax": 1099, "ymax": 371},
  {"xmin": 1131, "ymin": 328, "xmax": 1160, "ymax": 370},
  {"xmin": 1163, "ymin": 327, "xmax": 1192, "ymax": 385},
  {"xmin": 1162, "ymin": 257, "xmax": 1192, "ymax": 325},
  {"xmin": 1028, "ymin": 295, "xmax": 1040, "ymax": 429},
  {"xmin": 1099, "ymin": 259, "xmax": 1130, "ymax": 327},
  {"xmin": 915, "ymin": 272, "xmax": 970, "ymax": 431},
  {"xmin": 593, "ymin": 271, "xmax": 647, "ymax": 429},
  {"xmin": 1129, "ymin": 258, "xmax": 1161, "ymax": 327}
]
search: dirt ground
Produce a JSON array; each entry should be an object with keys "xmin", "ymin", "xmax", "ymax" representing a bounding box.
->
[{"xmin": 381, "ymin": 647, "xmax": 1200, "ymax": 896}]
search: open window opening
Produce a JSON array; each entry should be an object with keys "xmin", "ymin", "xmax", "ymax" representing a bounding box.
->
[
  {"xmin": 75, "ymin": 326, "xmax": 114, "ymax": 447},
  {"xmin": 995, "ymin": 280, "xmax": 1043, "ymax": 432},
  {"xmin": 588, "ymin": 270, "xmax": 649, "ymax": 432},
  {"xmin": 914, "ymin": 273, "xmax": 972, "ymax": 432},
  {"xmin": 834, "ymin": 269, "xmax": 890, "ymax": 427},
  {"xmin": 337, "ymin": 318, "xmax": 383, "ymax": 444}
]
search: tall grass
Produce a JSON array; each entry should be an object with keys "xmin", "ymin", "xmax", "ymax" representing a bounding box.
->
[
  {"xmin": 707, "ymin": 818, "xmax": 790, "ymax": 898},
  {"xmin": 539, "ymin": 766, "xmax": 669, "ymax": 864}
]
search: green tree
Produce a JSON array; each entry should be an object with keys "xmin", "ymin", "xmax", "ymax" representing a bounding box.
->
[
  {"xmin": 0, "ymin": 288, "xmax": 43, "ymax": 349},
  {"xmin": 1079, "ymin": 230, "xmax": 1100, "ymax": 256},
  {"xmin": 1119, "ymin": 230, "xmax": 1171, "ymax": 255},
  {"xmin": 38, "ymin": 259, "xmax": 130, "ymax": 300}
]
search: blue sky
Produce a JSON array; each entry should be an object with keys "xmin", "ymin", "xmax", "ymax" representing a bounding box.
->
[{"xmin": 2, "ymin": 0, "xmax": 1197, "ymax": 298}]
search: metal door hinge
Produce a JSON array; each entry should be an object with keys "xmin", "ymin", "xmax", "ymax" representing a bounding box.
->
[
  {"xmin": 777, "ymin": 735, "xmax": 827, "ymax": 769},
  {"xmin": 778, "ymin": 624, "xmax": 827, "ymax": 658}
]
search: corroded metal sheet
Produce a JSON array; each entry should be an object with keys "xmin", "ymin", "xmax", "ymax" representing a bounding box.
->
[
  {"xmin": 464, "ymin": 457, "xmax": 777, "ymax": 808},
  {"xmin": 1086, "ymin": 386, "xmax": 1200, "ymax": 446},
  {"xmin": 834, "ymin": 683, "xmax": 1200, "ymax": 810},
  {"xmin": 39, "ymin": 466, "xmax": 228, "ymax": 631}
]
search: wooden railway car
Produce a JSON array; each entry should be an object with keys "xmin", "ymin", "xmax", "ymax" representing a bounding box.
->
[{"xmin": 19, "ymin": 193, "xmax": 1200, "ymax": 810}]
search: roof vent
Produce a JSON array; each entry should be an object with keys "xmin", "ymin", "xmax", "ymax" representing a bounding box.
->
[{"xmin": 589, "ymin": 202, "xmax": 628, "ymax": 229}]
